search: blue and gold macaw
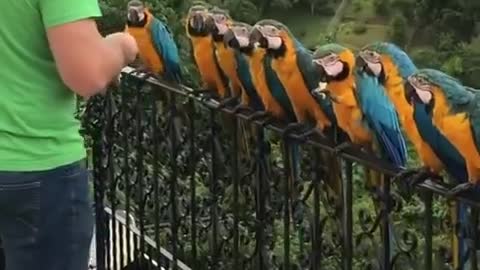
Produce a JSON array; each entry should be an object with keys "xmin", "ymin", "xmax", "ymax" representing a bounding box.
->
[
  {"xmin": 185, "ymin": 3, "xmax": 229, "ymax": 98},
  {"xmin": 250, "ymin": 19, "xmax": 335, "ymax": 135},
  {"xmin": 204, "ymin": 7, "xmax": 244, "ymax": 105},
  {"xmin": 405, "ymin": 69, "xmax": 480, "ymax": 192},
  {"xmin": 357, "ymin": 42, "xmax": 471, "ymax": 269},
  {"xmin": 249, "ymin": 19, "xmax": 343, "ymax": 212},
  {"xmin": 126, "ymin": 0, "xmax": 181, "ymax": 83},
  {"xmin": 222, "ymin": 22, "xmax": 265, "ymax": 111},
  {"xmin": 311, "ymin": 43, "xmax": 407, "ymax": 258},
  {"xmin": 311, "ymin": 43, "xmax": 407, "ymax": 167}
]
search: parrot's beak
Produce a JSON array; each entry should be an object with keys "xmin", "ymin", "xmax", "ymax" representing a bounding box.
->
[
  {"xmin": 204, "ymin": 16, "xmax": 215, "ymax": 33},
  {"xmin": 355, "ymin": 55, "xmax": 368, "ymax": 73},
  {"xmin": 314, "ymin": 61, "xmax": 328, "ymax": 82},
  {"xmin": 404, "ymin": 80, "xmax": 415, "ymax": 103},
  {"xmin": 223, "ymin": 29, "xmax": 237, "ymax": 48},
  {"xmin": 128, "ymin": 9, "xmax": 139, "ymax": 23},
  {"xmin": 250, "ymin": 27, "xmax": 267, "ymax": 48},
  {"xmin": 191, "ymin": 13, "xmax": 204, "ymax": 31}
]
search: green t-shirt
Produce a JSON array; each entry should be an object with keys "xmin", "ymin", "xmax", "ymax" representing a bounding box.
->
[{"xmin": 0, "ymin": 0, "xmax": 102, "ymax": 171}]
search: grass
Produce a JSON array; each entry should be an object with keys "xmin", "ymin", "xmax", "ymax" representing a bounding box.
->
[
  {"xmin": 262, "ymin": 0, "xmax": 479, "ymax": 52},
  {"xmin": 263, "ymin": 7, "xmax": 331, "ymax": 47}
]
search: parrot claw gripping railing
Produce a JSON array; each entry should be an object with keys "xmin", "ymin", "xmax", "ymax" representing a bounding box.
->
[{"xmin": 81, "ymin": 67, "xmax": 480, "ymax": 270}]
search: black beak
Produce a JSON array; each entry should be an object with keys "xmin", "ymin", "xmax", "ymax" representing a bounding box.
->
[
  {"xmin": 128, "ymin": 9, "xmax": 139, "ymax": 23},
  {"xmin": 314, "ymin": 62, "xmax": 328, "ymax": 82},
  {"xmin": 355, "ymin": 55, "xmax": 368, "ymax": 73},
  {"xmin": 191, "ymin": 13, "xmax": 204, "ymax": 31},
  {"xmin": 223, "ymin": 29, "xmax": 238, "ymax": 48},
  {"xmin": 404, "ymin": 80, "xmax": 415, "ymax": 103},
  {"xmin": 205, "ymin": 16, "xmax": 216, "ymax": 33},
  {"xmin": 250, "ymin": 27, "xmax": 267, "ymax": 48}
]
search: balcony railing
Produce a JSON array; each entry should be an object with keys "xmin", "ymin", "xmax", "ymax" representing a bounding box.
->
[{"xmin": 82, "ymin": 67, "xmax": 480, "ymax": 270}]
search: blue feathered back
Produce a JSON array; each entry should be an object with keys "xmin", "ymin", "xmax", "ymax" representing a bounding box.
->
[{"xmin": 150, "ymin": 17, "xmax": 182, "ymax": 82}]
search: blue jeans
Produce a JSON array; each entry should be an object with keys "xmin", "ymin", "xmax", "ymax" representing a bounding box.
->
[{"xmin": 0, "ymin": 160, "xmax": 94, "ymax": 270}]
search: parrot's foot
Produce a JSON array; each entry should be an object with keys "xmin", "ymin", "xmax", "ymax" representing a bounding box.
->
[
  {"xmin": 247, "ymin": 111, "xmax": 275, "ymax": 127},
  {"xmin": 296, "ymin": 128, "xmax": 325, "ymax": 142},
  {"xmin": 393, "ymin": 167, "xmax": 441, "ymax": 196},
  {"xmin": 246, "ymin": 111, "xmax": 270, "ymax": 122},
  {"xmin": 406, "ymin": 169, "xmax": 441, "ymax": 189},
  {"xmin": 392, "ymin": 167, "xmax": 425, "ymax": 184},
  {"xmin": 217, "ymin": 97, "xmax": 238, "ymax": 109},
  {"xmin": 333, "ymin": 142, "xmax": 351, "ymax": 154},
  {"xmin": 232, "ymin": 104, "xmax": 253, "ymax": 114},
  {"xmin": 281, "ymin": 122, "xmax": 308, "ymax": 138},
  {"xmin": 447, "ymin": 182, "xmax": 477, "ymax": 197}
]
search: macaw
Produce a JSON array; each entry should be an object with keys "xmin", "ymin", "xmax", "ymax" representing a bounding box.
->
[
  {"xmin": 311, "ymin": 43, "xmax": 408, "ymax": 259},
  {"xmin": 312, "ymin": 43, "xmax": 407, "ymax": 167},
  {"xmin": 223, "ymin": 21, "xmax": 302, "ymax": 197},
  {"xmin": 204, "ymin": 7, "xmax": 244, "ymax": 105},
  {"xmin": 405, "ymin": 69, "xmax": 480, "ymax": 192},
  {"xmin": 125, "ymin": 0, "xmax": 182, "ymax": 83},
  {"xmin": 185, "ymin": 3, "xmax": 229, "ymax": 98},
  {"xmin": 249, "ymin": 20, "xmax": 343, "ymax": 217},
  {"xmin": 356, "ymin": 42, "xmax": 471, "ymax": 268},
  {"xmin": 249, "ymin": 19, "xmax": 336, "ymax": 135},
  {"xmin": 222, "ymin": 22, "xmax": 265, "ymax": 111}
]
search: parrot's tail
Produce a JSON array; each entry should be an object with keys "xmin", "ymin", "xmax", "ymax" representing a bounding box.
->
[
  {"xmin": 365, "ymin": 168, "xmax": 398, "ymax": 263},
  {"xmin": 454, "ymin": 201, "xmax": 469, "ymax": 268}
]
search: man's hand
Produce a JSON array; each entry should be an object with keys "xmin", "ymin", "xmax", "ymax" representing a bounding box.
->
[{"xmin": 104, "ymin": 32, "xmax": 139, "ymax": 66}]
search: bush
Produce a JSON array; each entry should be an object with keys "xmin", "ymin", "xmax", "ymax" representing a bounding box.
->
[
  {"xmin": 373, "ymin": 0, "xmax": 389, "ymax": 16},
  {"xmin": 317, "ymin": 6, "xmax": 336, "ymax": 16},
  {"xmin": 352, "ymin": 24, "xmax": 368, "ymax": 34},
  {"xmin": 352, "ymin": 0, "xmax": 363, "ymax": 13},
  {"xmin": 388, "ymin": 14, "xmax": 408, "ymax": 47}
]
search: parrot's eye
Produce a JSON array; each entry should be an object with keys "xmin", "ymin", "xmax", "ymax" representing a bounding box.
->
[
  {"xmin": 324, "ymin": 54, "xmax": 338, "ymax": 65},
  {"xmin": 215, "ymin": 14, "xmax": 226, "ymax": 22},
  {"xmin": 241, "ymin": 28, "xmax": 247, "ymax": 34}
]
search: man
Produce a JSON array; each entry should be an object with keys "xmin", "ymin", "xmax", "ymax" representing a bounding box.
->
[{"xmin": 0, "ymin": 0, "xmax": 138, "ymax": 269}]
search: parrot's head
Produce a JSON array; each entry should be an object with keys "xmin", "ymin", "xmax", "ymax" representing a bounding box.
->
[
  {"xmin": 223, "ymin": 22, "xmax": 254, "ymax": 52},
  {"xmin": 250, "ymin": 19, "xmax": 289, "ymax": 55},
  {"xmin": 127, "ymin": 0, "xmax": 147, "ymax": 26},
  {"xmin": 405, "ymin": 68, "xmax": 466, "ymax": 109},
  {"xmin": 312, "ymin": 43, "xmax": 353, "ymax": 83},
  {"xmin": 186, "ymin": 4, "xmax": 211, "ymax": 36},
  {"xmin": 357, "ymin": 42, "xmax": 416, "ymax": 86},
  {"xmin": 205, "ymin": 7, "xmax": 232, "ymax": 42}
]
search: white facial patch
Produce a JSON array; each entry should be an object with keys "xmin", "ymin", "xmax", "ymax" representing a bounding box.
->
[
  {"xmin": 215, "ymin": 22, "xmax": 229, "ymax": 34},
  {"xmin": 235, "ymin": 36, "xmax": 250, "ymax": 47},
  {"xmin": 323, "ymin": 61, "xmax": 343, "ymax": 76},
  {"xmin": 366, "ymin": 62, "xmax": 382, "ymax": 77},
  {"xmin": 266, "ymin": 36, "xmax": 282, "ymax": 49},
  {"xmin": 137, "ymin": 12, "xmax": 145, "ymax": 21},
  {"xmin": 414, "ymin": 88, "xmax": 433, "ymax": 104}
]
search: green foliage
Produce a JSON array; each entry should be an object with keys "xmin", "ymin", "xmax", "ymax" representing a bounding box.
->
[
  {"xmin": 388, "ymin": 14, "xmax": 408, "ymax": 46},
  {"xmin": 352, "ymin": 23, "xmax": 367, "ymax": 34},
  {"xmin": 373, "ymin": 0, "xmax": 389, "ymax": 15}
]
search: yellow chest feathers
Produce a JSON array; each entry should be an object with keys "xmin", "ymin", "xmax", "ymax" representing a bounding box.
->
[{"xmin": 127, "ymin": 26, "xmax": 163, "ymax": 73}]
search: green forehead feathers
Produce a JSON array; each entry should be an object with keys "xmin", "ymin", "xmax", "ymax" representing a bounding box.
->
[
  {"xmin": 313, "ymin": 43, "xmax": 347, "ymax": 58},
  {"xmin": 231, "ymin": 21, "xmax": 252, "ymax": 29},
  {"xmin": 255, "ymin": 19, "xmax": 289, "ymax": 32},
  {"xmin": 209, "ymin": 6, "xmax": 229, "ymax": 16}
]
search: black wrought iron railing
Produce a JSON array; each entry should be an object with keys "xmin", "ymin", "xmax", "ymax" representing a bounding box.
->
[{"xmin": 82, "ymin": 67, "xmax": 480, "ymax": 270}]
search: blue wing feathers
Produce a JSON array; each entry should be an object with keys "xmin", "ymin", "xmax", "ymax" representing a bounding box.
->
[
  {"xmin": 413, "ymin": 102, "xmax": 468, "ymax": 182},
  {"xmin": 234, "ymin": 51, "xmax": 264, "ymax": 110},
  {"xmin": 356, "ymin": 72, "xmax": 408, "ymax": 167},
  {"xmin": 150, "ymin": 17, "xmax": 182, "ymax": 82},
  {"xmin": 293, "ymin": 39, "xmax": 336, "ymax": 123},
  {"xmin": 263, "ymin": 55, "xmax": 296, "ymax": 121}
]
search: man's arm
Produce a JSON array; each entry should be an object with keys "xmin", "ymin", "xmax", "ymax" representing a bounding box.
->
[{"xmin": 41, "ymin": 0, "xmax": 138, "ymax": 98}]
